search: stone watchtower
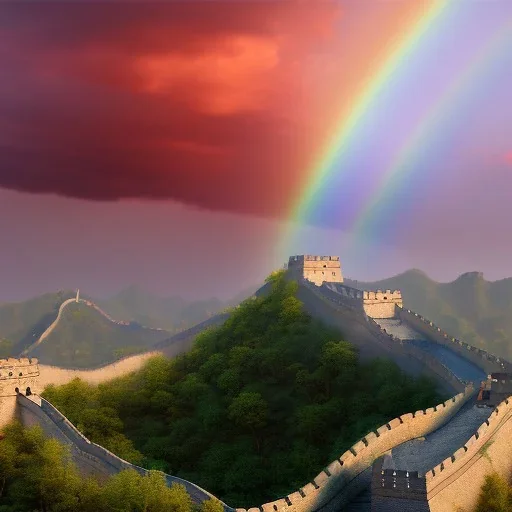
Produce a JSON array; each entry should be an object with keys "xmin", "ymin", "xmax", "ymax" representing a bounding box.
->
[
  {"xmin": 288, "ymin": 255, "xmax": 344, "ymax": 286},
  {"xmin": 0, "ymin": 358, "xmax": 40, "ymax": 430}
]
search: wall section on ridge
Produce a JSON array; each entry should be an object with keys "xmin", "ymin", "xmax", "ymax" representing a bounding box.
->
[
  {"xmin": 362, "ymin": 290, "xmax": 403, "ymax": 319},
  {"xmin": 424, "ymin": 396, "xmax": 512, "ymax": 512},
  {"xmin": 0, "ymin": 357, "xmax": 40, "ymax": 429},
  {"xmin": 237, "ymin": 388, "xmax": 473, "ymax": 512},
  {"xmin": 37, "ymin": 351, "xmax": 160, "ymax": 389},
  {"xmin": 17, "ymin": 394, "xmax": 230, "ymax": 508},
  {"xmin": 300, "ymin": 279, "xmax": 464, "ymax": 395},
  {"xmin": 398, "ymin": 308, "xmax": 511, "ymax": 375}
]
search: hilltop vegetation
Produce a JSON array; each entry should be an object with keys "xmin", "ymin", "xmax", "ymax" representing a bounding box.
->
[
  {"xmin": 347, "ymin": 270, "xmax": 512, "ymax": 361},
  {"xmin": 44, "ymin": 271, "xmax": 444, "ymax": 506},
  {"xmin": 0, "ymin": 422, "xmax": 220, "ymax": 512},
  {"xmin": 29, "ymin": 302, "xmax": 170, "ymax": 368}
]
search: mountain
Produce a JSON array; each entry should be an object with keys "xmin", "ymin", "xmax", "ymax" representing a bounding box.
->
[
  {"xmin": 0, "ymin": 284, "xmax": 260, "ymax": 362},
  {"xmin": 0, "ymin": 290, "xmax": 76, "ymax": 356},
  {"xmin": 346, "ymin": 270, "xmax": 512, "ymax": 360},
  {"xmin": 96, "ymin": 284, "xmax": 260, "ymax": 333},
  {"xmin": 28, "ymin": 301, "xmax": 170, "ymax": 368}
]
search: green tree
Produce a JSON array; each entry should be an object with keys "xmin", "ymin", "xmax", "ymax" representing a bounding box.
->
[
  {"xmin": 475, "ymin": 473, "xmax": 511, "ymax": 512},
  {"xmin": 228, "ymin": 392, "xmax": 269, "ymax": 451}
]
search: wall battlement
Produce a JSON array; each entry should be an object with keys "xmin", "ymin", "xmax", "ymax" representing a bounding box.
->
[
  {"xmin": 398, "ymin": 308, "xmax": 512, "ymax": 375},
  {"xmin": 237, "ymin": 388, "xmax": 472, "ymax": 512},
  {"xmin": 362, "ymin": 290, "xmax": 403, "ymax": 319},
  {"xmin": 0, "ymin": 357, "xmax": 41, "ymax": 429},
  {"xmin": 288, "ymin": 255, "xmax": 343, "ymax": 286}
]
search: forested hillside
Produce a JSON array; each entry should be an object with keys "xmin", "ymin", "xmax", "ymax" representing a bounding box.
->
[
  {"xmin": 44, "ymin": 271, "xmax": 445, "ymax": 506},
  {"xmin": 347, "ymin": 270, "xmax": 512, "ymax": 360}
]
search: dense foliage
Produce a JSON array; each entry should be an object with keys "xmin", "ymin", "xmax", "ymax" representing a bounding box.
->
[
  {"xmin": 474, "ymin": 472, "xmax": 512, "ymax": 512},
  {"xmin": 0, "ymin": 422, "xmax": 222, "ymax": 512},
  {"xmin": 43, "ymin": 271, "xmax": 445, "ymax": 506},
  {"xmin": 349, "ymin": 269, "xmax": 512, "ymax": 360}
]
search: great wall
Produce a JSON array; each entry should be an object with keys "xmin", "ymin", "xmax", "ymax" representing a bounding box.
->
[
  {"xmin": 1, "ymin": 255, "xmax": 512, "ymax": 512},
  {"xmin": 20, "ymin": 291, "xmax": 167, "ymax": 357}
]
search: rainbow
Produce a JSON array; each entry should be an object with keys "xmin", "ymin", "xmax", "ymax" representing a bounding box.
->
[
  {"xmin": 282, "ymin": 1, "xmax": 510, "ymax": 256},
  {"xmin": 352, "ymin": 19, "xmax": 512, "ymax": 242},
  {"xmin": 282, "ymin": 0, "xmax": 451, "ymax": 253}
]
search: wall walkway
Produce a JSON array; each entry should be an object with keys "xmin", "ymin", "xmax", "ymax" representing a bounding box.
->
[
  {"xmin": 17, "ymin": 393, "xmax": 230, "ymax": 509},
  {"xmin": 237, "ymin": 388, "xmax": 474, "ymax": 512}
]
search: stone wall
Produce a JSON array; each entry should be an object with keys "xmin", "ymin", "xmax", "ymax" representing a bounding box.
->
[
  {"xmin": 16, "ymin": 393, "xmax": 230, "ymax": 508},
  {"xmin": 0, "ymin": 357, "xmax": 41, "ymax": 429},
  {"xmin": 371, "ymin": 458, "xmax": 430, "ymax": 512},
  {"xmin": 362, "ymin": 291, "xmax": 403, "ymax": 319},
  {"xmin": 364, "ymin": 317, "xmax": 468, "ymax": 394},
  {"xmin": 398, "ymin": 308, "xmax": 512, "ymax": 375},
  {"xmin": 37, "ymin": 351, "xmax": 160, "ymax": 389},
  {"xmin": 288, "ymin": 256, "xmax": 343, "ymax": 286},
  {"xmin": 424, "ymin": 395, "xmax": 512, "ymax": 512},
  {"xmin": 371, "ymin": 394, "xmax": 512, "ymax": 512},
  {"xmin": 237, "ymin": 388, "xmax": 473, "ymax": 512},
  {"xmin": 302, "ymin": 280, "xmax": 465, "ymax": 395}
]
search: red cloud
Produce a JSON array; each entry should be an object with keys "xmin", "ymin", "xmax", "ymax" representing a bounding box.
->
[
  {"xmin": 506, "ymin": 152, "xmax": 512, "ymax": 165},
  {"xmin": 0, "ymin": 1, "xmax": 423, "ymax": 219}
]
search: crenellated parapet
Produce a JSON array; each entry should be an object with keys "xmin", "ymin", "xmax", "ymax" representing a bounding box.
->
[
  {"xmin": 237, "ymin": 387, "xmax": 472, "ymax": 512},
  {"xmin": 0, "ymin": 357, "xmax": 40, "ymax": 390},
  {"xmin": 0, "ymin": 357, "xmax": 41, "ymax": 430},
  {"xmin": 362, "ymin": 289, "xmax": 403, "ymax": 319},
  {"xmin": 288, "ymin": 255, "xmax": 343, "ymax": 286},
  {"xmin": 398, "ymin": 308, "xmax": 512, "ymax": 375}
]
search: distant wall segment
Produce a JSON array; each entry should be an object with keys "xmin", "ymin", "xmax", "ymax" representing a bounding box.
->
[
  {"xmin": 398, "ymin": 308, "xmax": 512, "ymax": 375},
  {"xmin": 362, "ymin": 290, "xmax": 403, "ymax": 319}
]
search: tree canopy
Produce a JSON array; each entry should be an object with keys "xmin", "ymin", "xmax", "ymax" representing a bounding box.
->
[{"xmin": 0, "ymin": 421, "xmax": 218, "ymax": 512}]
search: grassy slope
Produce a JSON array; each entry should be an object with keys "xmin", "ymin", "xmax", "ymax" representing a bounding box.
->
[
  {"xmin": 0, "ymin": 290, "xmax": 76, "ymax": 354},
  {"xmin": 29, "ymin": 302, "xmax": 170, "ymax": 368},
  {"xmin": 346, "ymin": 270, "xmax": 512, "ymax": 360}
]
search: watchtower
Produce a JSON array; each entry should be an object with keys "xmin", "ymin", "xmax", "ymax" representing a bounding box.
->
[
  {"xmin": 288, "ymin": 255, "xmax": 343, "ymax": 286},
  {"xmin": 0, "ymin": 358, "xmax": 40, "ymax": 429}
]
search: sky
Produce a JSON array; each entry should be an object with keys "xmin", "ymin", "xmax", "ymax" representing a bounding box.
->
[{"xmin": 0, "ymin": 1, "xmax": 511, "ymax": 302}]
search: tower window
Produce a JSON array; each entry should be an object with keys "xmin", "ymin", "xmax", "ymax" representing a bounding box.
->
[{"xmin": 332, "ymin": 272, "xmax": 336, "ymax": 276}]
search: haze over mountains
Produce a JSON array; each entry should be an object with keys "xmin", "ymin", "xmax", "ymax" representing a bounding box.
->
[
  {"xmin": 2, "ymin": 269, "xmax": 512, "ymax": 367},
  {"xmin": 346, "ymin": 270, "xmax": 512, "ymax": 361},
  {"xmin": 0, "ymin": 284, "xmax": 259, "ymax": 366}
]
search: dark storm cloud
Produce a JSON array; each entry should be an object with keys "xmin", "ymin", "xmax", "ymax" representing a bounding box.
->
[{"xmin": 0, "ymin": 1, "xmax": 343, "ymax": 217}]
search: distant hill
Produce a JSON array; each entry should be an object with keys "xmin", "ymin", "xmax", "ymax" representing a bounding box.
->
[
  {"xmin": 28, "ymin": 301, "xmax": 170, "ymax": 368},
  {"xmin": 346, "ymin": 270, "xmax": 512, "ymax": 361},
  {"xmin": 0, "ymin": 290, "xmax": 76, "ymax": 356},
  {"xmin": 96, "ymin": 284, "xmax": 260, "ymax": 333},
  {"xmin": 0, "ymin": 284, "xmax": 260, "ymax": 362}
]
